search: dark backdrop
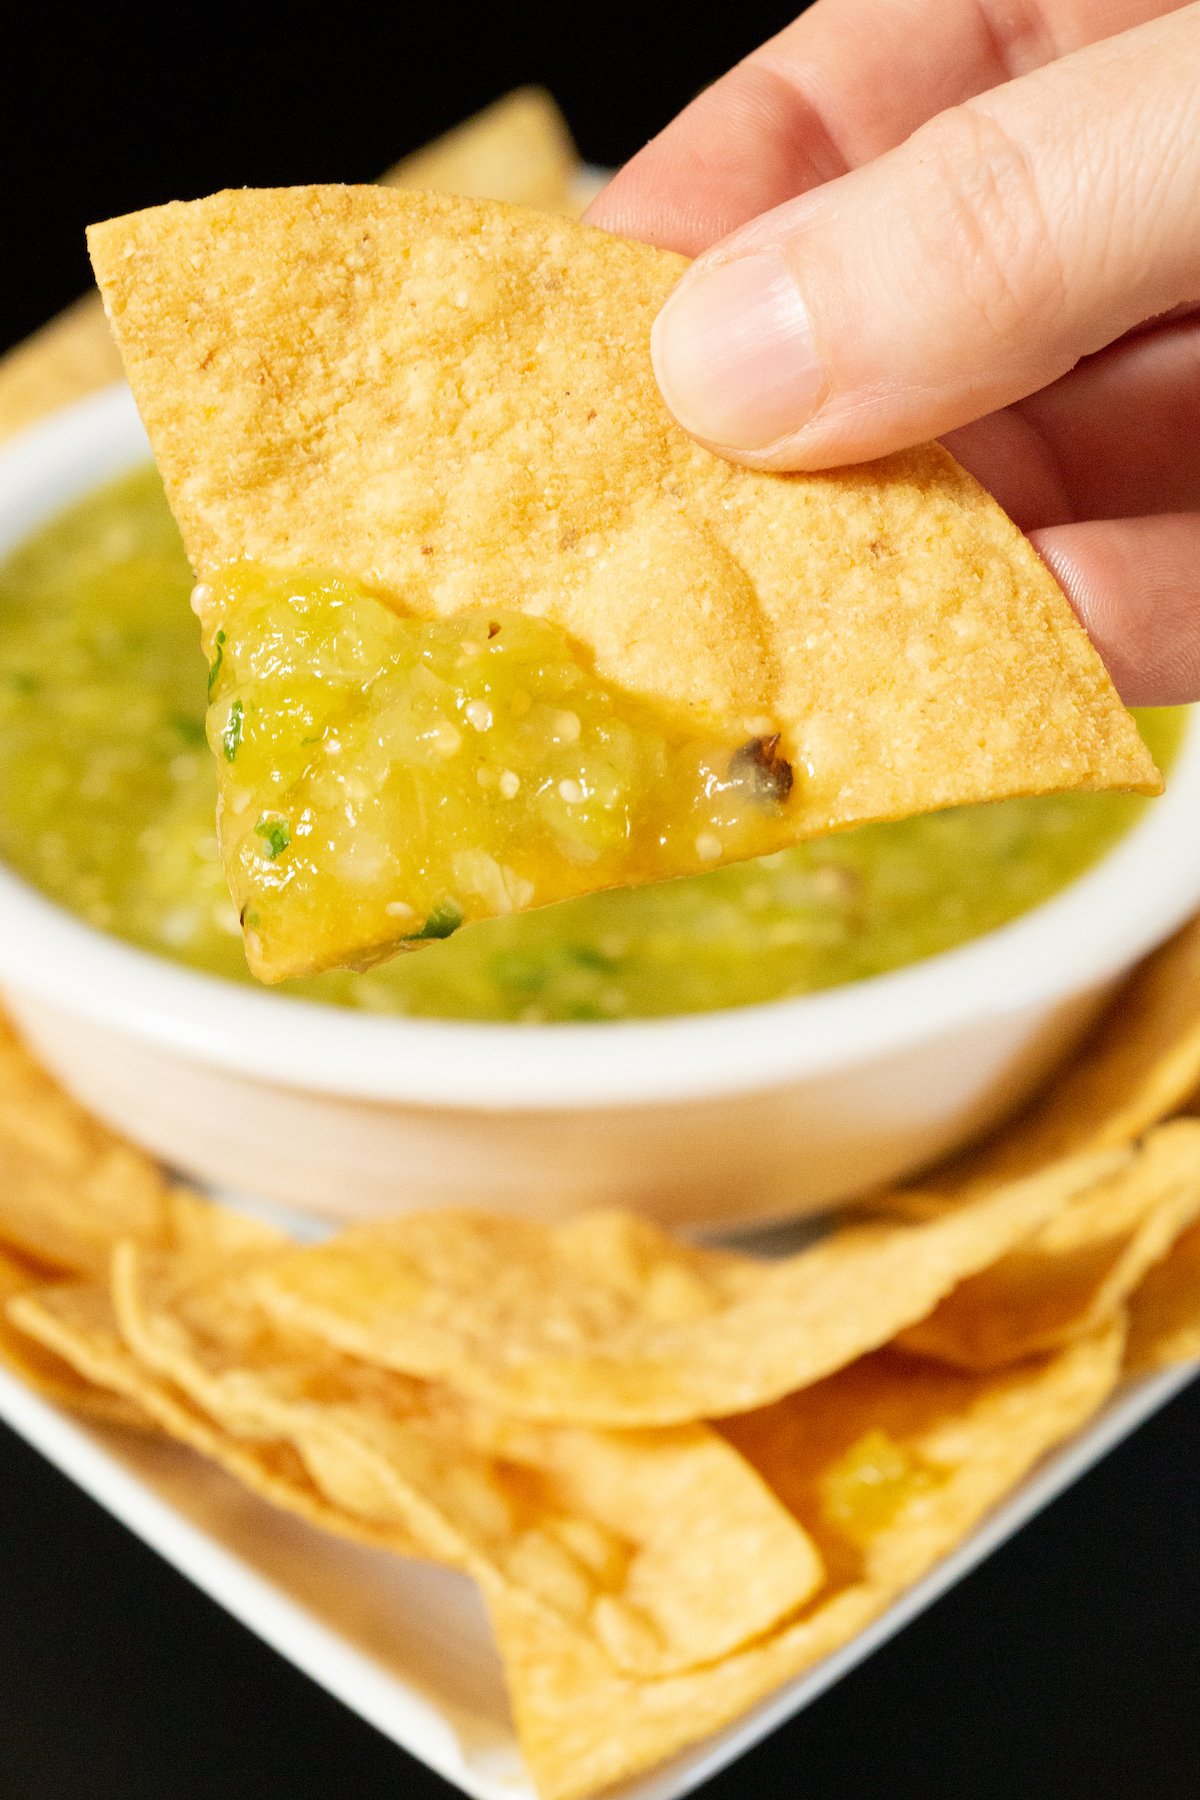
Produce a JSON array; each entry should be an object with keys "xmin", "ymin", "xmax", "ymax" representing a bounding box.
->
[
  {"xmin": 1, "ymin": 3, "xmax": 1199, "ymax": 1796},
  {"xmin": 0, "ymin": 0, "xmax": 798, "ymax": 351}
]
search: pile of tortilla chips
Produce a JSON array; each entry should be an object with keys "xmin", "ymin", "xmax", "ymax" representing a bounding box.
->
[{"xmin": 2, "ymin": 918, "xmax": 1200, "ymax": 1797}]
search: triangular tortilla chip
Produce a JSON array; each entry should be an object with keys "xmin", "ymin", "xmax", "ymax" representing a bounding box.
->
[
  {"xmin": 0, "ymin": 1011, "xmax": 171, "ymax": 1278},
  {"xmin": 0, "ymin": 1010, "xmax": 281, "ymax": 1279},
  {"xmin": 898, "ymin": 1121, "xmax": 1200, "ymax": 1368},
  {"xmin": 380, "ymin": 87, "xmax": 581, "ymax": 214},
  {"xmin": 89, "ymin": 188, "xmax": 1155, "ymax": 978},
  {"xmin": 249, "ymin": 1151, "xmax": 1124, "ymax": 1425}
]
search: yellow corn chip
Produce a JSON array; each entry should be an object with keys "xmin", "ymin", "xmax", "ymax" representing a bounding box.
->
[
  {"xmin": 0, "ymin": 1248, "xmax": 146, "ymax": 1426},
  {"xmin": 1125, "ymin": 1220, "xmax": 1200, "ymax": 1373},
  {"xmin": 0, "ymin": 294, "xmax": 123, "ymax": 446},
  {"xmin": 0, "ymin": 1014, "xmax": 174, "ymax": 1277},
  {"xmin": 112, "ymin": 1240, "xmax": 824, "ymax": 1677},
  {"xmin": 0, "ymin": 1008, "xmax": 274, "ymax": 1412},
  {"xmin": 380, "ymin": 88, "xmax": 580, "ymax": 214},
  {"xmin": 251, "ymin": 1154, "xmax": 1124, "ymax": 1426},
  {"xmin": 8, "ymin": 1278, "xmax": 426, "ymax": 1553},
  {"xmin": 0, "ymin": 1011, "xmax": 284, "ymax": 1280},
  {"xmin": 889, "ymin": 914, "xmax": 1200, "ymax": 1204},
  {"xmin": 492, "ymin": 1326, "xmax": 1123, "ymax": 1800},
  {"xmin": 89, "ymin": 187, "xmax": 1154, "ymax": 978},
  {"xmin": 900, "ymin": 1122, "xmax": 1200, "ymax": 1369}
]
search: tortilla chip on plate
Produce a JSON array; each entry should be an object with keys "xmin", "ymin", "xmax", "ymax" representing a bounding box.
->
[
  {"xmin": 380, "ymin": 87, "xmax": 581, "ymax": 214},
  {"xmin": 900, "ymin": 1121, "xmax": 1200, "ymax": 1369},
  {"xmin": 7, "ymin": 1278, "xmax": 428, "ymax": 1551},
  {"xmin": 89, "ymin": 188, "xmax": 1155, "ymax": 979},
  {"xmin": 885, "ymin": 914, "xmax": 1200, "ymax": 1204},
  {"xmin": 250, "ymin": 1153, "xmax": 1124, "ymax": 1425},
  {"xmin": 0, "ymin": 295, "xmax": 123, "ymax": 447},
  {"xmin": 111, "ymin": 1239, "xmax": 823, "ymax": 1677},
  {"xmin": 1125, "ymin": 1219, "xmax": 1200, "ymax": 1373},
  {"xmin": 0, "ymin": 1010, "xmax": 284, "ymax": 1280},
  {"xmin": 0, "ymin": 1248, "xmax": 146, "ymax": 1426},
  {"xmin": 491, "ymin": 1325, "xmax": 1124, "ymax": 1800},
  {"xmin": 0, "ymin": 1013, "xmax": 175, "ymax": 1278}
]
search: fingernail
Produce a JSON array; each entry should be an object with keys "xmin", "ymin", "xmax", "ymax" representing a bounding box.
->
[{"xmin": 651, "ymin": 248, "xmax": 825, "ymax": 450}]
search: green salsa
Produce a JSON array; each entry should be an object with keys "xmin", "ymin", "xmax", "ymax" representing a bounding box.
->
[
  {"xmin": 0, "ymin": 467, "xmax": 1181, "ymax": 1024},
  {"xmin": 200, "ymin": 565, "xmax": 797, "ymax": 982}
]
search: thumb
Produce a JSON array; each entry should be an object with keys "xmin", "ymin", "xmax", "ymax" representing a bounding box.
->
[{"xmin": 650, "ymin": 5, "xmax": 1200, "ymax": 469}]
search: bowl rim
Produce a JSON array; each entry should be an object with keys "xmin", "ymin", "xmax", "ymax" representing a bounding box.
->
[{"xmin": 0, "ymin": 382, "xmax": 1196, "ymax": 1112}]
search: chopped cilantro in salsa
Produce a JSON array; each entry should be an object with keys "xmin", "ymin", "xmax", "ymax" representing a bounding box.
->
[
  {"xmin": 254, "ymin": 815, "xmax": 291, "ymax": 859},
  {"xmin": 222, "ymin": 695, "xmax": 244, "ymax": 763}
]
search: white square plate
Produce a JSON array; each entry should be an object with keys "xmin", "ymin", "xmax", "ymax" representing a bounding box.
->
[{"xmin": 1, "ymin": 1346, "xmax": 1194, "ymax": 1800}]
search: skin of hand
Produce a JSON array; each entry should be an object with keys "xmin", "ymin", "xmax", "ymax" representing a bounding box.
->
[{"xmin": 585, "ymin": 0, "xmax": 1200, "ymax": 704}]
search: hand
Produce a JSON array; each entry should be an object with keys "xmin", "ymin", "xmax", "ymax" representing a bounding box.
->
[{"xmin": 586, "ymin": 1, "xmax": 1200, "ymax": 704}]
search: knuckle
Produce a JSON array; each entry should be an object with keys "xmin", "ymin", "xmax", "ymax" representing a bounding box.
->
[{"xmin": 906, "ymin": 103, "xmax": 1068, "ymax": 346}]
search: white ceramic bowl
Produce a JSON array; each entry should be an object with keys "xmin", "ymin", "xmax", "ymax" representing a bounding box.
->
[{"xmin": 1, "ymin": 385, "xmax": 1198, "ymax": 1232}]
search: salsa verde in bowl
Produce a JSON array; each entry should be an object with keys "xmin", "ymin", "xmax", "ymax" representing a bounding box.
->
[
  {"xmin": 0, "ymin": 462, "xmax": 1183, "ymax": 1026},
  {"xmin": 0, "ymin": 387, "xmax": 1196, "ymax": 1227}
]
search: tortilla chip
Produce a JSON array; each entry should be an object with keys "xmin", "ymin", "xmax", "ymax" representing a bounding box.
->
[
  {"xmin": 889, "ymin": 915, "xmax": 1200, "ymax": 1204},
  {"xmin": 0, "ymin": 96, "xmax": 576, "ymax": 456},
  {"xmin": 112, "ymin": 1240, "xmax": 823, "ymax": 1677},
  {"xmin": 0, "ymin": 1010, "xmax": 275, "ymax": 1415},
  {"xmin": 8, "ymin": 1278, "xmax": 429, "ymax": 1551},
  {"xmin": 251, "ymin": 1153, "xmax": 1123, "ymax": 1427},
  {"xmin": 89, "ymin": 187, "xmax": 1154, "ymax": 977},
  {"xmin": 1125, "ymin": 1220, "xmax": 1200, "ymax": 1373},
  {"xmin": 492, "ymin": 1326, "xmax": 1124, "ymax": 1800},
  {"xmin": 0, "ymin": 1012, "xmax": 283, "ymax": 1279},
  {"xmin": 899, "ymin": 1122, "xmax": 1200, "ymax": 1369},
  {"xmin": 380, "ymin": 88, "xmax": 580, "ymax": 215},
  {"xmin": 0, "ymin": 294, "xmax": 123, "ymax": 446},
  {"xmin": 0, "ymin": 1013, "xmax": 175, "ymax": 1277},
  {"xmin": 0, "ymin": 1248, "xmax": 146, "ymax": 1426}
]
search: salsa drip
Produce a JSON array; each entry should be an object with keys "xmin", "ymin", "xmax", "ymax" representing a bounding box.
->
[{"xmin": 198, "ymin": 564, "xmax": 798, "ymax": 980}]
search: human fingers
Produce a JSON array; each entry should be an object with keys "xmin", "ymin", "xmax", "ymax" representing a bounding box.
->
[
  {"xmin": 647, "ymin": 7, "xmax": 1200, "ymax": 467},
  {"xmin": 586, "ymin": 0, "xmax": 1175, "ymax": 252},
  {"xmin": 1033, "ymin": 513, "xmax": 1200, "ymax": 703},
  {"xmin": 943, "ymin": 313, "xmax": 1200, "ymax": 530}
]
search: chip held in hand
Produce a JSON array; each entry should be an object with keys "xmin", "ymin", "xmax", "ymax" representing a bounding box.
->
[{"xmin": 88, "ymin": 187, "xmax": 1156, "ymax": 980}]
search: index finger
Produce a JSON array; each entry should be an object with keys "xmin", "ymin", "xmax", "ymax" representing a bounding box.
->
[{"xmin": 587, "ymin": 0, "xmax": 1176, "ymax": 253}]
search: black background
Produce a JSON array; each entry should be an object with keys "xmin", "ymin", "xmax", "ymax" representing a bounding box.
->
[
  {"xmin": 0, "ymin": 0, "xmax": 800, "ymax": 353},
  {"xmin": 1, "ymin": 2, "xmax": 1199, "ymax": 1795}
]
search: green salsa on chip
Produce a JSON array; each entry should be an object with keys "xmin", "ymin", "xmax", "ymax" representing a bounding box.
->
[{"xmin": 0, "ymin": 468, "xmax": 1182, "ymax": 1024}]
